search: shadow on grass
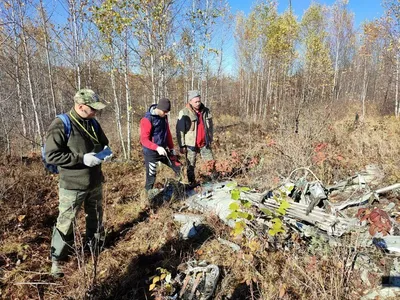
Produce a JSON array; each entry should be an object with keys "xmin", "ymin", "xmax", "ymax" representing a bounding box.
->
[
  {"xmin": 103, "ymin": 208, "xmax": 150, "ymax": 250},
  {"xmin": 103, "ymin": 187, "xmax": 177, "ymax": 249},
  {"xmin": 230, "ymin": 282, "xmax": 261, "ymax": 300},
  {"xmin": 92, "ymin": 225, "xmax": 214, "ymax": 299}
]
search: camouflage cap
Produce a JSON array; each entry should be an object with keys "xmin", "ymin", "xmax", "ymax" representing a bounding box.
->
[{"xmin": 74, "ymin": 89, "xmax": 106, "ymax": 110}]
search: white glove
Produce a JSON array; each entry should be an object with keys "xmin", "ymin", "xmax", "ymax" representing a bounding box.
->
[
  {"xmin": 83, "ymin": 152, "xmax": 102, "ymax": 167},
  {"xmin": 156, "ymin": 146, "xmax": 167, "ymax": 156}
]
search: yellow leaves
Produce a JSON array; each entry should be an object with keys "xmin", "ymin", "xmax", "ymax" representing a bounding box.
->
[
  {"xmin": 148, "ymin": 267, "xmax": 172, "ymax": 292},
  {"xmin": 279, "ymin": 283, "xmax": 287, "ymax": 298},
  {"xmin": 98, "ymin": 269, "xmax": 107, "ymax": 278},
  {"xmin": 102, "ymin": 55, "xmax": 112, "ymax": 61},
  {"xmin": 92, "ymin": 0, "xmax": 136, "ymax": 38},
  {"xmin": 152, "ymin": 275, "xmax": 160, "ymax": 284},
  {"xmin": 232, "ymin": 220, "xmax": 246, "ymax": 236},
  {"xmin": 248, "ymin": 239, "xmax": 261, "ymax": 252},
  {"xmin": 265, "ymin": 11, "xmax": 299, "ymax": 58},
  {"xmin": 243, "ymin": 253, "xmax": 254, "ymax": 262},
  {"xmin": 301, "ymin": 3, "xmax": 324, "ymax": 28},
  {"xmin": 17, "ymin": 215, "xmax": 26, "ymax": 222}
]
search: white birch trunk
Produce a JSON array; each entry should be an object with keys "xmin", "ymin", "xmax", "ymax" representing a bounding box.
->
[
  {"xmin": 258, "ymin": 60, "xmax": 265, "ymax": 119},
  {"xmin": 17, "ymin": 0, "xmax": 43, "ymax": 145},
  {"xmin": 110, "ymin": 67, "xmax": 127, "ymax": 158},
  {"xmin": 361, "ymin": 57, "xmax": 368, "ymax": 120},
  {"xmin": 39, "ymin": 0, "xmax": 57, "ymax": 117},
  {"xmin": 124, "ymin": 31, "xmax": 131, "ymax": 160},
  {"xmin": 254, "ymin": 67, "xmax": 260, "ymax": 122},
  {"xmin": 11, "ymin": 4, "xmax": 26, "ymax": 135},
  {"xmin": 69, "ymin": 0, "xmax": 81, "ymax": 89},
  {"xmin": 145, "ymin": 6, "xmax": 157, "ymax": 104},
  {"xmin": 333, "ymin": 38, "xmax": 340, "ymax": 100},
  {"xmin": 190, "ymin": 0, "xmax": 196, "ymax": 90}
]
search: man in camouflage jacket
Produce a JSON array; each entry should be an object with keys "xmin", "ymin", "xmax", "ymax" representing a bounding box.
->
[
  {"xmin": 45, "ymin": 89, "xmax": 110, "ymax": 277},
  {"xmin": 176, "ymin": 90, "xmax": 214, "ymax": 185}
]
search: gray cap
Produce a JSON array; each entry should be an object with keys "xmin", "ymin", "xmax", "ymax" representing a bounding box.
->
[{"xmin": 188, "ymin": 90, "xmax": 200, "ymax": 101}]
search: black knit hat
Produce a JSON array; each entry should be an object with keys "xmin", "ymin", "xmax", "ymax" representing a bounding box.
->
[{"xmin": 157, "ymin": 98, "xmax": 171, "ymax": 112}]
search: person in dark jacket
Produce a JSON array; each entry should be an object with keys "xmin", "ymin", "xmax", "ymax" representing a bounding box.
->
[
  {"xmin": 176, "ymin": 90, "xmax": 214, "ymax": 185},
  {"xmin": 140, "ymin": 98, "xmax": 181, "ymax": 194},
  {"xmin": 45, "ymin": 89, "xmax": 111, "ymax": 277}
]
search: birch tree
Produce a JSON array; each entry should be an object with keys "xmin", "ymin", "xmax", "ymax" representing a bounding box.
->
[
  {"xmin": 183, "ymin": 0, "xmax": 227, "ymax": 106},
  {"xmin": 9, "ymin": 1, "xmax": 27, "ymax": 136},
  {"xmin": 15, "ymin": 0, "xmax": 43, "ymax": 145},
  {"xmin": 92, "ymin": 0, "xmax": 133, "ymax": 159},
  {"xmin": 301, "ymin": 4, "xmax": 332, "ymax": 100},
  {"xmin": 329, "ymin": 0, "xmax": 355, "ymax": 101},
  {"xmin": 382, "ymin": 0, "xmax": 400, "ymax": 116},
  {"xmin": 39, "ymin": 0, "xmax": 57, "ymax": 117}
]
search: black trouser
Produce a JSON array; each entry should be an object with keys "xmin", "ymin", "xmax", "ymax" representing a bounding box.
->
[{"xmin": 144, "ymin": 150, "xmax": 181, "ymax": 190}]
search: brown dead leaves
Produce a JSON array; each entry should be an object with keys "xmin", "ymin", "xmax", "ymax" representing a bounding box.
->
[{"xmin": 356, "ymin": 207, "xmax": 392, "ymax": 236}]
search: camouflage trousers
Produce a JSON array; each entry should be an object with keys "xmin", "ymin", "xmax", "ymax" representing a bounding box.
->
[
  {"xmin": 186, "ymin": 146, "xmax": 214, "ymax": 183},
  {"xmin": 51, "ymin": 185, "xmax": 103, "ymax": 260}
]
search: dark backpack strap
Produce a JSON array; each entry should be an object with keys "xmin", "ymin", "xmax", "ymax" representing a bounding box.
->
[
  {"xmin": 90, "ymin": 118, "xmax": 99, "ymax": 133},
  {"xmin": 150, "ymin": 115, "xmax": 155, "ymax": 138},
  {"xmin": 42, "ymin": 114, "xmax": 71, "ymax": 174},
  {"xmin": 57, "ymin": 114, "xmax": 71, "ymax": 139}
]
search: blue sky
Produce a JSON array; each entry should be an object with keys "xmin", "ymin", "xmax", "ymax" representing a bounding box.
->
[{"xmin": 229, "ymin": 0, "xmax": 385, "ymax": 28}]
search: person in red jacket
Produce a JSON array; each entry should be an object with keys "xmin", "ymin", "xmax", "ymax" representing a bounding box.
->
[{"xmin": 140, "ymin": 98, "xmax": 181, "ymax": 194}]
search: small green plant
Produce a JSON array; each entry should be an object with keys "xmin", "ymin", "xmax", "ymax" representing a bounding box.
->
[
  {"xmin": 226, "ymin": 182, "xmax": 292, "ymax": 237},
  {"xmin": 226, "ymin": 182, "xmax": 253, "ymax": 236},
  {"xmin": 260, "ymin": 184, "xmax": 292, "ymax": 236}
]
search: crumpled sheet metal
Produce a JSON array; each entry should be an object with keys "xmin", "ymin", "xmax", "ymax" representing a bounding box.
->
[
  {"xmin": 186, "ymin": 182, "xmax": 237, "ymax": 229},
  {"xmin": 174, "ymin": 214, "xmax": 205, "ymax": 240},
  {"xmin": 185, "ymin": 181, "xmax": 360, "ymax": 237},
  {"xmin": 171, "ymin": 261, "xmax": 220, "ymax": 300},
  {"xmin": 242, "ymin": 192, "xmax": 359, "ymax": 236},
  {"xmin": 328, "ymin": 183, "xmax": 400, "ymax": 212}
]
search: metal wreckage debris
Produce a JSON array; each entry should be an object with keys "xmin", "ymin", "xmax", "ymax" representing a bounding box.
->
[
  {"xmin": 160, "ymin": 165, "xmax": 400, "ymax": 298},
  {"xmin": 181, "ymin": 165, "xmax": 400, "ymax": 243},
  {"xmin": 172, "ymin": 261, "xmax": 220, "ymax": 300}
]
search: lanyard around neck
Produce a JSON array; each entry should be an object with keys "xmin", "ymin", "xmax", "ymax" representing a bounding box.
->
[{"xmin": 69, "ymin": 112, "xmax": 99, "ymax": 143}]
